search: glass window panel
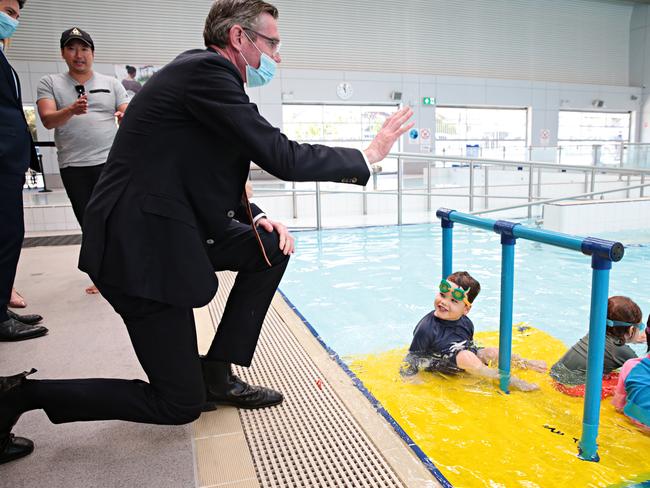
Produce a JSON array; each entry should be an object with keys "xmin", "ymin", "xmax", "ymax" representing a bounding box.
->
[
  {"xmin": 283, "ymin": 105, "xmax": 324, "ymax": 124},
  {"xmin": 284, "ymin": 123, "xmax": 323, "ymax": 141},
  {"xmin": 322, "ymin": 105, "xmax": 361, "ymax": 123},
  {"xmin": 558, "ymin": 111, "xmax": 630, "ymax": 142},
  {"xmin": 283, "ymin": 104, "xmax": 399, "ymax": 148},
  {"xmin": 435, "ymin": 106, "xmax": 527, "ymax": 157},
  {"xmin": 557, "ymin": 111, "xmax": 631, "ymax": 165}
]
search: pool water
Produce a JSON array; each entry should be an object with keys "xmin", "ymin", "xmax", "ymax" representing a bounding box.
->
[{"xmin": 281, "ymin": 223, "xmax": 650, "ymax": 359}]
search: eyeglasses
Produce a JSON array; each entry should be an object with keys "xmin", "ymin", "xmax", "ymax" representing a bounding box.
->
[
  {"xmin": 243, "ymin": 28, "xmax": 281, "ymax": 55},
  {"xmin": 439, "ymin": 279, "xmax": 472, "ymax": 306}
]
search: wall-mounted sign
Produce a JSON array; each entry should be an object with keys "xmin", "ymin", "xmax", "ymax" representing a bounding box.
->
[{"xmin": 540, "ymin": 128, "xmax": 551, "ymax": 146}]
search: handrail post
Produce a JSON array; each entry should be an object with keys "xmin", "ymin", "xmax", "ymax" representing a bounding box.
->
[
  {"xmin": 590, "ymin": 168, "xmax": 596, "ymax": 200},
  {"xmin": 397, "ymin": 156, "xmax": 403, "ymax": 225},
  {"xmin": 427, "ymin": 161, "xmax": 432, "ymax": 212},
  {"xmin": 315, "ymin": 182, "xmax": 322, "ymax": 230},
  {"xmin": 626, "ymin": 175, "xmax": 631, "ymax": 199},
  {"xmin": 578, "ymin": 254, "xmax": 612, "ymax": 462},
  {"xmin": 436, "ymin": 208, "xmax": 454, "ymax": 278},
  {"xmin": 292, "ymin": 181, "xmax": 298, "ymax": 219},
  {"xmin": 469, "ymin": 161, "xmax": 474, "ymax": 212},
  {"xmin": 618, "ymin": 142, "xmax": 624, "ymax": 169},
  {"xmin": 592, "ymin": 144, "xmax": 601, "ymax": 167},
  {"xmin": 527, "ymin": 165, "xmax": 534, "ymax": 219},
  {"xmin": 639, "ymin": 173, "xmax": 645, "ymax": 198},
  {"xmin": 494, "ymin": 220, "xmax": 518, "ymax": 394},
  {"xmin": 362, "ymin": 183, "xmax": 368, "ymax": 216},
  {"xmin": 484, "ymin": 165, "xmax": 489, "ymax": 210}
]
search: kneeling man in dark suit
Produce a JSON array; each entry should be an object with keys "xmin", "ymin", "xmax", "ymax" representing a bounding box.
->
[{"xmin": 0, "ymin": 0, "xmax": 413, "ymax": 464}]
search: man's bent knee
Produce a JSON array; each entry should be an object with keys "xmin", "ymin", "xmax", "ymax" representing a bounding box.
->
[{"xmin": 162, "ymin": 402, "xmax": 203, "ymax": 425}]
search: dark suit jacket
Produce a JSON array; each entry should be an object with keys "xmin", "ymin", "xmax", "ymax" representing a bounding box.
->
[
  {"xmin": 0, "ymin": 49, "xmax": 38, "ymax": 175},
  {"xmin": 79, "ymin": 48, "xmax": 369, "ymax": 308}
]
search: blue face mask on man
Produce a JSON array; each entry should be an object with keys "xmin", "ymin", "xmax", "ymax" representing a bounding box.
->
[
  {"xmin": 0, "ymin": 11, "xmax": 19, "ymax": 41},
  {"xmin": 239, "ymin": 30, "xmax": 276, "ymax": 88}
]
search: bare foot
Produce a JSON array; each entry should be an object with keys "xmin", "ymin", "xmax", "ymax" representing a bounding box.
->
[
  {"xmin": 85, "ymin": 285, "xmax": 100, "ymax": 295},
  {"xmin": 9, "ymin": 287, "xmax": 26, "ymax": 308},
  {"xmin": 510, "ymin": 377, "xmax": 540, "ymax": 392},
  {"xmin": 524, "ymin": 359, "xmax": 548, "ymax": 373}
]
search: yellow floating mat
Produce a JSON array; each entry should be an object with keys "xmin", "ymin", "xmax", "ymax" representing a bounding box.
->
[{"xmin": 348, "ymin": 324, "xmax": 650, "ymax": 488}]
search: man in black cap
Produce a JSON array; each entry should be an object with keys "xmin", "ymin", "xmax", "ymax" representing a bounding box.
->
[
  {"xmin": 0, "ymin": 0, "xmax": 48, "ymax": 343},
  {"xmin": 36, "ymin": 27, "xmax": 129, "ymax": 295}
]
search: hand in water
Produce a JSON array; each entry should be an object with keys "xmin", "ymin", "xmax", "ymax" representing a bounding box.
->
[
  {"xmin": 510, "ymin": 377, "xmax": 540, "ymax": 392},
  {"xmin": 523, "ymin": 359, "xmax": 547, "ymax": 373}
]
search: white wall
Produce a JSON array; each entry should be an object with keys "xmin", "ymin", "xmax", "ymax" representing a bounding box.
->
[{"xmin": 543, "ymin": 198, "xmax": 650, "ymax": 234}]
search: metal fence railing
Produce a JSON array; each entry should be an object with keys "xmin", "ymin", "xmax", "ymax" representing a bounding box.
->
[{"xmin": 250, "ymin": 152, "xmax": 650, "ymax": 229}]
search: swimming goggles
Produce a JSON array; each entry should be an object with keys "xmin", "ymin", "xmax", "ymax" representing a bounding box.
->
[
  {"xmin": 439, "ymin": 279, "xmax": 472, "ymax": 306},
  {"xmin": 606, "ymin": 319, "xmax": 646, "ymax": 332}
]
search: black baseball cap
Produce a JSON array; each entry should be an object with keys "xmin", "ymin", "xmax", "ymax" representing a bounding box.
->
[{"xmin": 60, "ymin": 27, "xmax": 94, "ymax": 51}]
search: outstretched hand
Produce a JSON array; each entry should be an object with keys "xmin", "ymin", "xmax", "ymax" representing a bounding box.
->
[{"xmin": 363, "ymin": 106, "xmax": 414, "ymax": 164}]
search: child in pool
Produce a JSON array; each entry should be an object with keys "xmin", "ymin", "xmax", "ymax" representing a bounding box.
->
[
  {"xmin": 400, "ymin": 271, "xmax": 546, "ymax": 391},
  {"xmin": 612, "ymin": 315, "xmax": 650, "ymax": 433},
  {"xmin": 550, "ymin": 296, "xmax": 645, "ymax": 398}
]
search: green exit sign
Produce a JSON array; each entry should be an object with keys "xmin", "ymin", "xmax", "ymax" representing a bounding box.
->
[{"xmin": 422, "ymin": 97, "xmax": 436, "ymax": 105}]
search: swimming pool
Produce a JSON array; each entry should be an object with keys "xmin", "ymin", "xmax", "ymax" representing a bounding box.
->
[
  {"xmin": 279, "ymin": 222, "xmax": 650, "ymax": 487},
  {"xmin": 281, "ymin": 223, "xmax": 650, "ymax": 359}
]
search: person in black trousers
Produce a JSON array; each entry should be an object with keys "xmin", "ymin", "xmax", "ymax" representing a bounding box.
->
[
  {"xmin": 0, "ymin": 0, "xmax": 48, "ymax": 348},
  {"xmin": 0, "ymin": 0, "xmax": 413, "ymax": 465}
]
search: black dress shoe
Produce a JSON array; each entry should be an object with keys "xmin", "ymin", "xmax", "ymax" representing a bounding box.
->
[
  {"xmin": 200, "ymin": 358, "xmax": 283, "ymax": 411},
  {"xmin": 7, "ymin": 310, "xmax": 43, "ymax": 326},
  {"xmin": 0, "ymin": 434, "xmax": 34, "ymax": 464},
  {"xmin": 0, "ymin": 369, "xmax": 37, "ymax": 465},
  {"xmin": 0, "ymin": 318, "xmax": 48, "ymax": 342}
]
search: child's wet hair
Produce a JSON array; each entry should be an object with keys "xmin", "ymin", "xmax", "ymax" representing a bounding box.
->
[
  {"xmin": 606, "ymin": 296, "xmax": 642, "ymax": 341},
  {"xmin": 446, "ymin": 271, "xmax": 480, "ymax": 304}
]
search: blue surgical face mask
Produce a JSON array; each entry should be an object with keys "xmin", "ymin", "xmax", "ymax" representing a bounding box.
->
[
  {"xmin": 0, "ymin": 11, "xmax": 19, "ymax": 41},
  {"xmin": 240, "ymin": 31, "xmax": 276, "ymax": 88}
]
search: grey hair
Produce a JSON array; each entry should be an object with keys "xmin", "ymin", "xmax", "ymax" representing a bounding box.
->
[{"xmin": 203, "ymin": 0, "xmax": 278, "ymax": 48}]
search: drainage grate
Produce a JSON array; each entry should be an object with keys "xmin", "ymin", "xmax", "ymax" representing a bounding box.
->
[
  {"xmin": 23, "ymin": 234, "xmax": 82, "ymax": 248},
  {"xmin": 208, "ymin": 272, "xmax": 405, "ymax": 488}
]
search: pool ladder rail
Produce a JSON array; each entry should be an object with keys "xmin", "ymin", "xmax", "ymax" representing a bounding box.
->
[{"xmin": 436, "ymin": 207, "xmax": 624, "ymax": 463}]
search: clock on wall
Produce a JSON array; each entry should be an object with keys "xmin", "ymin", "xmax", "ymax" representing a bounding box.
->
[{"xmin": 336, "ymin": 82, "xmax": 353, "ymax": 100}]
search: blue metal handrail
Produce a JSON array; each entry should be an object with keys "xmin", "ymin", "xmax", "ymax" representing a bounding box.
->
[{"xmin": 436, "ymin": 208, "xmax": 625, "ymax": 462}]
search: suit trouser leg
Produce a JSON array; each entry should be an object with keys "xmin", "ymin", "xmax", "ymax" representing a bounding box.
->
[
  {"xmin": 0, "ymin": 174, "xmax": 25, "ymax": 322},
  {"xmin": 205, "ymin": 220, "xmax": 290, "ymax": 367},
  {"xmin": 21, "ymin": 285, "xmax": 205, "ymax": 425},
  {"xmin": 59, "ymin": 164, "xmax": 104, "ymax": 226}
]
